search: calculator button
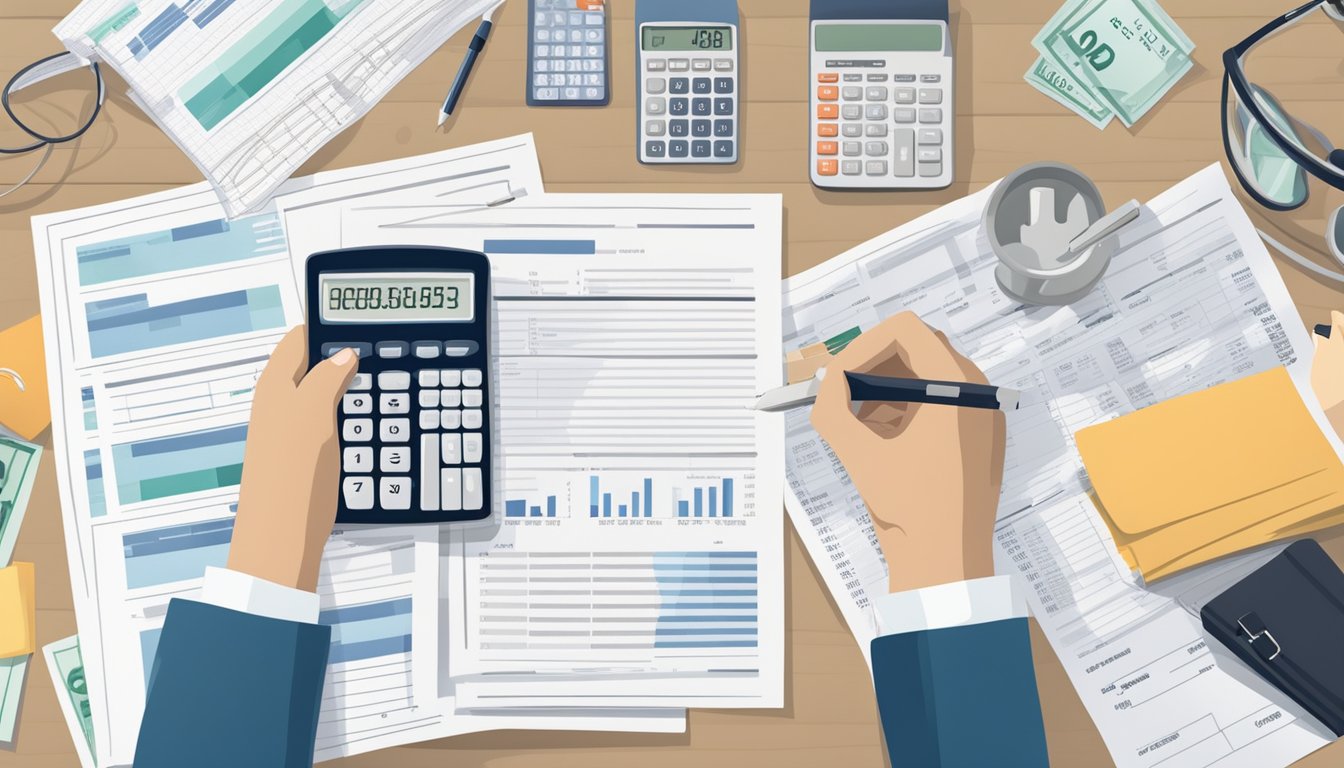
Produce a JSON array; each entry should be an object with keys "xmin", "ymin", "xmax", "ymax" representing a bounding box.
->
[
  {"xmin": 379, "ymin": 393, "xmax": 410, "ymax": 414},
  {"xmin": 343, "ymin": 419, "xmax": 372, "ymax": 442},
  {"xmin": 841, "ymin": 86, "xmax": 862, "ymax": 101},
  {"xmin": 865, "ymin": 123, "xmax": 888, "ymax": 137},
  {"xmin": 439, "ymin": 389, "xmax": 460, "ymax": 408},
  {"xmin": 342, "ymin": 477, "xmax": 374, "ymax": 510},
  {"xmin": 692, "ymin": 140, "xmax": 712, "ymax": 158},
  {"xmin": 647, "ymin": 59, "xmax": 666, "ymax": 72},
  {"xmin": 669, "ymin": 140, "xmax": 689, "ymax": 158},
  {"xmin": 841, "ymin": 123, "xmax": 863, "ymax": 137},
  {"xmin": 715, "ymin": 119, "xmax": 733, "ymax": 137},
  {"xmin": 418, "ymin": 389, "xmax": 440, "ymax": 408},
  {"xmin": 669, "ymin": 59, "xmax": 690, "ymax": 71},
  {"xmin": 463, "ymin": 468, "xmax": 484, "ymax": 511},
  {"xmin": 442, "ymin": 433, "xmax": 462, "ymax": 465},
  {"xmin": 418, "ymin": 370, "xmax": 440, "ymax": 388},
  {"xmin": 380, "ymin": 418, "xmax": 410, "ymax": 443},
  {"xmin": 919, "ymin": 89, "xmax": 943, "ymax": 104},
  {"xmin": 894, "ymin": 129, "xmax": 915, "ymax": 176},
  {"xmin": 867, "ymin": 73, "xmax": 889, "ymax": 82},
  {"xmin": 817, "ymin": 86, "xmax": 839, "ymax": 101},
  {"xmin": 919, "ymin": 162, "xmax": 943, "ymax": 178},
  {"xmin": 894, "ymin": 74, "xmax": 916, "ymax": 83},
  {"xmin": 893, "ymin": 107, "xmax": 917, "ymax": 123},
  {"xmin": 843, "ymin": 73, "xmax": 863, "ymax": 82},
  {"xmin": 692, "ymin": 98, "xmax": 711, "ymax": 116},
  {"xmin": 918, "ymin": 147, "xmax": 943, "ymax": 163},
  {"xmin": 692, "ymin": 58, "xmax": 711, "ymax": 71},
  {"xmin": 692, "ymin": 120, "xmax": 711, "ymax": 137},
  {"xmin": 586, "ymin": 28, "xmax": 604, "ymax": 42},
  {"xmin": 376, "ymin": 341, "xmax": 407, "ymax": 359},
  {"xmin": 865, "ymin": 160, "xmax": 889, "ymax": 176},
  {"xmin": 918, "ymin": 128, "xmax": 943, "ymax": 145},
  {"xmin": 380, "ymin": 446, "xmax": 410, "ymax": 473},
  {"xmin": 350, "ymin": 373, "xmax": 372, "ymax": 391},
  {"xmin": 645, "ymin": 140, "xmax": 666, "ymax": 158},
  {"xmin": 841, "ymin": 141, "xmax": 860, "ymax": 157},
  {"xmin": 817, "ymin": 72, "xmax": 839, "ymax": 83},
  {"xmin": 464, "ymin": 433, "xmax": 484, "ymax": 464},
  {"xmin": 921, "ymin": 74, "xmax": 941, "ymax": 83},
  {"xmin": 419, "ymin": 435, "xmax": 439, "ymax": 511},
  {"xmin": 714, "ymin": 140, "xmax": 734, "ymax": 158},
  {"xmin": 841, "ymin": 105, "xmax": 863, "ymax": 120},
  {"xmin": 420, "ymin": 410, "xmax": 440, "ymax": 430},
  {"xmin": 817, "ymin": 104, "xmax": 839, "ymax": 119},
  {"xmin": 817, "ymin": 140, "xmax": 839, "ymax": 156},
  {"xmin": 646, "ymin": 97, "xmax": 666, "ymax": 116},
  {"xmin": 343, "ymin": 393, "xmax": 372, "ymax": 414},
  {"xmin": 693, "ymin": 78, "xmax": 712, "ymax": 94},
  {"xmin": 817, "ymin": 159, "xmax": 839, "ymax": 176},
  {"xmin": 343, "ymin": 447, "xmax": 373, "ymax": 473},
  {"xmin": 564, "ymin": 86, "xmax": 581, "ymax": 100},
  {"xmin": 714, "ymin": 78, "xmax": 733, "ymax": 94},
  {"xmin": 441, "ymin": 410, "xmax": 462, "ymax": 430},
  {"xmin": 646, "ymin": 119, "xmax": 666, "ymax": 137},
  {"xmin": 714, "ymin": 98, "xmax": 733, "ymax": 116},
  {"xmin": 380, "ymin": 478, "xmax": 411, "ymax": 510},
  {"xmin": 378, "ymin": 371, "xmax": 411, "ymax": 390},
  {"xmin": 866, "ymin": 86, "xmax": 889, "ymax": 101},
  {"xmin": 440, "ymin": 469, "xmax": 462, "ymax": 512},
  {"xmin": 670, "ymin": 98, "xmax": 689, "ymax": 116},
  {"xmin": 866, "ymin": 141, "xmax": 889, "ymax": 157},
  {"xmin": 441, "ymin": 370, "xmax": 462, "ymax": 388},
  {"xmin": 586, "ymin": 12, "xmax": 603, "ymax": 25},
  {"xmin": 919, "ymin": 108, "xmax": 943, "ymax": 123},
  {"xmin": 714, "ymin": 58, "xmax": 733, "ymax": 71},
  {"xmin": 670, "ymin": 120, "xmax": 689, "ymax": 137},
  {"xmin": 817, "ymin": 123, "xmax": 839, "ymax": 137},
  {"xmin": 669, "ymin": 78, "xmax": 689, "ymax": 94},
  {"xmin": 841, "ymin": 160, "xmax": 862, "ymax": 175},
  {"xmin": 463, "ymin": 370, "xmax": 483, "ymax": 387},
  {"xmin": 443, "ymin": 344, "xmax": 474, "ymax": 357},
  {"xmin": 568, "ymin": 11, "xmax": 583, "ymax": 25},
  {"xmin": 894, "ymin": 87, "xmax": 916, "ymax": 104},
  {"xmin": 646, "ymin": 77, "xmax": 666, "ymax": 95},
  {"xmin": 534, "ymin": 87, "xmax": 560, "ymax": 100},
  {"xmin": 323, "ymin": 342, "xmax": 371, "ymax": 359},
  {"xmin": 864, "ymin": 104, "xmax": 888, "ymax": 120},
  {"xmin": 463, "ymin": 409, "xmax": 484, "ymax": 430}
]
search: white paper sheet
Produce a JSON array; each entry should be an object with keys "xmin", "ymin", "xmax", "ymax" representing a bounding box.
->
[
  {"xmin": 780, "ymin": 164, "xmax": 1337, "ymax": 768},
  {"xmin": 275, "ymin": 188, "xmax": 786, "ymax": 709},
  {"xmin": 54, "ymin": 0, "xmax": 500, "ymax": 217}
]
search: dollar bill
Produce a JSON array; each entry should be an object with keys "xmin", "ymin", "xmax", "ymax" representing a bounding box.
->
[
  {"xmin": 1024, "ymin": 55, "xmax": 1113, "ymax": 129},
  {"xmin": 0, "ymin": 654, "xmax": 29, "ymax": 744},
  {"xmin": 0, "ymin": 436, "xmax": 41, "ymax": 567},
  {"xmin": 1034, "ymin": 0, "xmax": 1194, "ymax": 127},
  {"xmin": 43, "ymin": 635, "xmax": 96, "ymax": 767}
]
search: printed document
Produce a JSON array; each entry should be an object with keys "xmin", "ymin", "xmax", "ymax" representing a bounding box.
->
[
  {"xmin": 782, "ymin": 164, "xmax": 1336, "ymax": 768},
  {"xmin": 276, "ymin": 187, "xmax": 786, "ymax": 709}
]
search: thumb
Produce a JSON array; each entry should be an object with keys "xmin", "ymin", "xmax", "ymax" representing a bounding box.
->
[{"xmin": 299, "ymin": 348, "xmax": 360, "ymax": 409}]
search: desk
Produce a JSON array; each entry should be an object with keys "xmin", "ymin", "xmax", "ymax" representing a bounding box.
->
[{"xmin": 2, "ymin": 1, "xmax": 1342, "ymax": 766}]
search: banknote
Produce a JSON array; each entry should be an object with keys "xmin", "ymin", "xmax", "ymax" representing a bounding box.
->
[
  {"xmin": 1034, "ymin": 0, "xmax": 1194, "ymax": 127},
  {"xmin": 44, "ymin": 635, "xmax": 96, "ymax": 767},
  {"xmin": 0, "ymin": 436, "xmax": 41, "ymax": 567},
  {"xmin": 1024, "ymin": 55, "xmax": 1113, "ymax": 129},
  {"xmin": 0, "ymin": 654, "xmax": 29, "ymax": 744}
]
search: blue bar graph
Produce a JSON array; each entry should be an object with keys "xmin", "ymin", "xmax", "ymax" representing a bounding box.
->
[
  {"xmin": 724, "ymin": 478, "xmax": 733, "ymax": 517},
  {"xmin": 129, "ymin": 4, "xmax": 188, "ymax": 58},
  {"xmin": 77, "ymin": 212, "xmax": 286, "ymax": 286},
  {"xmin": 122, "ymin": 518, "xmax": 234, "ymax": 589},
  {"xmin": 506, "ymin": 495, "xmax": 557, "ymax": 518},
  {"xmin": 320, "ymin": 598, "xmax": 413, "ymax": 664},
  {"xmin": 505, "ymin": 500, "xmax": 525, "ymax": 517},
  {"xmin": 589, "ymin": 476, "xmax": 599, "ymax": 517},
  {"xmin": 81, "ymin": 387, "xmax": 97, "ymax": 430},
  {"xmin": 590, "ymin": 475, "xmax": 655, "ymax": 518},
  {"xmin": 694, "ymin": 488, "xmax": 703, "ymax": 517},
  {"xmin": 678, "ymin": 478, "xmax": 737, "ymax": 518},
  {"xmin": 483, "ymin": 239, "xmax": 596, "ymax": 255},
  {"xmin": 709, "ymin": 487, "xmax": 717, "ymax": 517},
  {"xmin": 112, "ymin": 424, "xmax": 248, "ymax": 504},
  {"xmin": 644, "ymin": 478, "xmax": 652, "ymax": 517},
  {"xmin": 86, "ymin": 285, "xmax": 285, "ymax": 358},
  {"xmin": 678, "ymin": 500, "xmax": 689, "ymax": 517},
  {"xmin": 603, "ymin": 493, "xmax": 612, "ymax": 517},
  {"xmin": 530, "ymin": 506, "xmax": 542, "ymax": 517},
  {"xmin": 84, "ymin": 449, "xmax": 106, "ymax": 518},
  {"xmin": 193, "ymin": 0, "xmax": 237, "ymax": 27},
  {"xmin": 619, "ymin": 504, "xmax": 628, "ymax": 517}
]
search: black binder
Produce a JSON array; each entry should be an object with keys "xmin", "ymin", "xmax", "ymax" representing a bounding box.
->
[{"xmin": 1201, "ymin": 539, "xmax": 1344, "ymax": 736}]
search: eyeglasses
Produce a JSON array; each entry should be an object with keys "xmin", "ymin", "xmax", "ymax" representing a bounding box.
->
[
  {"xmin": 0, "ymin": 52, "xmax": 104, "ymax": 200},
  {"xmin": 1222, "ymin": 0, "xmax": 1344, "ymax": 260}
]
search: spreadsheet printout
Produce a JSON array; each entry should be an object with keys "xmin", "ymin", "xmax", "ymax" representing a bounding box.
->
[
  {"xmin": 276, "ymin": 191, "xmax": 786, "ymax": 709},
  {"xmin": 54, "ymin": 0, "xmax": 500, "ymax": 217},
  {"xmin": 781, "ymin": 164, "xmax": 1338, "ymax": 768}
]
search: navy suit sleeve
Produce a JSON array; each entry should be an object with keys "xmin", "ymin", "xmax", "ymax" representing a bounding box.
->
[
  {"xmin": 134, "ymin": 598, "xmax": 331, "ymax": 768},
  {"xmin": 871, "ymin": 617, "xmax": 1049, "ymax": 768}
]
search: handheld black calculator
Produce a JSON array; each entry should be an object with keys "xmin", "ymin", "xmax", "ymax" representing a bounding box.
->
[{"xmin": 306, "ymin": 246, "xmax": 492, "ymax": 525}]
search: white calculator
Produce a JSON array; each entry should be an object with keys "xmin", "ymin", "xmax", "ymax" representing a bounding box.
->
[
  {"xmin": 636, "ymin": 0, "xmax": 740, "ymax": 164},
  {"xmin": 809, "ymin": 0, "xmax": 954, "ymax": 190},
  {"xmin": 527, "ymin": 0, "xmax": 608, "ymax": 106}
]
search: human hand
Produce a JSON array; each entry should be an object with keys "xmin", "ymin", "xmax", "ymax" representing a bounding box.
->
[
  {"xmin": 228, "ymin": 326, "xmax": 358, "ymax": 592},
  {"xmin": 810, "ymin": 312, "xmax": 1006, "ymax": 594},
  {"xmin": 1311, "ymin": 310, "xmax": 1344, "ymax": 440}
]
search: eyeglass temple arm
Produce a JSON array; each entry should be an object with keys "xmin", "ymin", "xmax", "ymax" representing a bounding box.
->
[{"xmin": 1225, "ymin": 0, "xmax": 1323, "ymax": 61}]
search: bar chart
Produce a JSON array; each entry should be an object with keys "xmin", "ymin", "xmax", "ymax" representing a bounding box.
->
[
  {"xmin": 86, "ymin": 285, "xmax": 285, "ymax": 358},
  {"xmin": 76, "ymin": 212, "xmax": 286, "ymax": 286},
  {"xmin": 121, "ymin": 516, "xmax": 234, "ymax": 589},
  {"xmin": 675, "ymin": 478, "xmax": 736, "ymax": 518},
  {"xmin": 588, "ymin": 475, "xmax": 654, "ymax": 518},
  {"xmin": 111, "ymin": 424, "xmax": 248, "ymax": 505},
  {"xmin": 505, "ymin": 496, "xmax": 558, "ymax": 518}
]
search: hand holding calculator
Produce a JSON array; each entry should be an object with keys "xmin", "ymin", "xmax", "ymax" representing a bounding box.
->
[{"xmin": 306, "ymin": 247, "xmax": 493, "ymax": 525}]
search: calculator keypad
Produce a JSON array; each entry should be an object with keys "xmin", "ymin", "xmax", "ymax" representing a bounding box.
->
[
  {"xmin": 340, "ymin": 367, "xmax": 486, "ymax": 513},
  {"xmin": 530, "ymin": 1, "xmax": 607, "ymax": 104},
  {"xmin": 640, "ymin": 35, "xmax": 737, "ymax": 164}
]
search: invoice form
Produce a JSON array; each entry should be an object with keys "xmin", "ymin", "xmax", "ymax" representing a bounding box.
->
[{"xmin": 780, "ymin": 164, "xmax": 1338, "ymax": 768}]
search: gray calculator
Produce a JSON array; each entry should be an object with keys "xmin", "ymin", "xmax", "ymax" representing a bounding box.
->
[{"xmin": 527, "ymin": 0, "xmax": 609, "ymax": 106}]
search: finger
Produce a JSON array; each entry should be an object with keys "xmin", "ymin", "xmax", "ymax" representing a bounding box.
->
[
  {"xmin": 810, "ymin": 363, "xmax": 876, "ymax": 450},
  {"xmin": 255, "ymin": 326, "xmax": 309, "ymax": 398},
  {"xmin": 832, "ymin": 312, "xmax": 964, "ymax": 379},
  {"xmin": 1331, "ymin": 310, "xmax": 1344, "ymax": 343},
  {"xmin": 298, "ymin": 347, "xmax": 360, "ymax": 408}
]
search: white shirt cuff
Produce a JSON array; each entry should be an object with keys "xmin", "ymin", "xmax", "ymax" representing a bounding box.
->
[
  {"xmin": 872, "ymin": 575, "xmax": 1027, "ymax": 636},
  {"xmin": 199, "ymin": 566, "xmax": 321, "ymax": 625}
]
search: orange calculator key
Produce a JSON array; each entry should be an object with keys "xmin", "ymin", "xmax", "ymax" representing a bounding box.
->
[
  {"xmin": 816, "ymin": 141, "xmax": 838, "ymax": 155},
  {"xmin": 817, "ymin": 159, "xmax": 839, "ymax": 176},
  {"xmin": 817, "ymin": 72, "xmax": 839, "ymax": 83},
  {"xmin": 817, "ymin": 123, "xmax": 838, "ymax": 137},
  {"xmin": 817, "ymin": 104, "xmax": 839, "ymax": 119},
  {"xmin": 817, "ymin": 86, "xmax": 839, "ymax": 101}
]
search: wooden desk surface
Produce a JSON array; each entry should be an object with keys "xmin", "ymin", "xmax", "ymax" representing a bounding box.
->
[{"xmin": 2, "ymin": 1, "xmax": 1343, "ymax": 766}]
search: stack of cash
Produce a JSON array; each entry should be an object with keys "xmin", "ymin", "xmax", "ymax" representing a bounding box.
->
[
  {"xmin": 1025, "ymin": 0, "xmax": 1195, "ymax": 129},
  {"xmin": 0, "ymin": 436, "xmax": 40, "ymax": 747}
]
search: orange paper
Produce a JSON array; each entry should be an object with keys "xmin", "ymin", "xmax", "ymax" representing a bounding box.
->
[
  {"xmin": 0, "ymin": 316, "xmax": 50, "ymax": 440},
  {"xmin": 0, "ymin": 562, "xmax": 36, "ymax": 658}
]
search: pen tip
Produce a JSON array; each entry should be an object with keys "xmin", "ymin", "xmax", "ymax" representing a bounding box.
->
[{"xmin": 437, "ymin": 112, "xmax": 448, "ymax": 127}]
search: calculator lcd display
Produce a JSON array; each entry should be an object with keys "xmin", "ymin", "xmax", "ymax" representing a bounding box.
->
[
  {"xmin": 814, "ymin": 24, "xmax": 942, "ymax": 52},
  {"xmin": 320, "ymin": 272, "xmax": 474, "ymax": 323},
  {"xmin": 641, "ymin": 26, "xmax": 733, "ymax": 51}
]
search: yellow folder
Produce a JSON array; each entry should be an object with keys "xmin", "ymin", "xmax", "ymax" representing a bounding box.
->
[
  {"xmin": 1076, "ymin": 367, "xmax": 1344, "ymax": 582},
  {"xmin": 0, "ymin": 562, "xmax": 36, "ymax": 658},
  {"xmin": 0, "ymin": 316, "xmax": 51, "ymax": 441}
]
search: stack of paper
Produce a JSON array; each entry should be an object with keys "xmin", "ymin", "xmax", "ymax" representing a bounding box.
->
[
  {"xmin": 1025, "ymin": 0, "xmax": 1195, "ymax": 129},
  {"xmin": 33, "ymin": 134, "xmax": 783, "ymax": 765}
]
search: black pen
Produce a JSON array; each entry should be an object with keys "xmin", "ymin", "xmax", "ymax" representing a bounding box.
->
[
  {"xmin": 751, "ymin": 370, "xmax": 1020, "ymax": 413},
  {"xmin": 1315, "ymin": 323, "xmax": 1333, "ymax": 339},
  {"xmin": 438, "ymin": 1, "xmax": 505, "ymax": 126}
]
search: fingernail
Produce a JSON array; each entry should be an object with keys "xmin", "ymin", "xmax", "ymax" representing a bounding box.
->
[{"xmin": 333, "ymin": 348, "xmax": 355, "ymax": 366}]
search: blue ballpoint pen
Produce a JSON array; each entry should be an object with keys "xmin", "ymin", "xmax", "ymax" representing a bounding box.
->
[{"xmin": 438, "ymin": 1, "xmax": 506, "ymax": 127}]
